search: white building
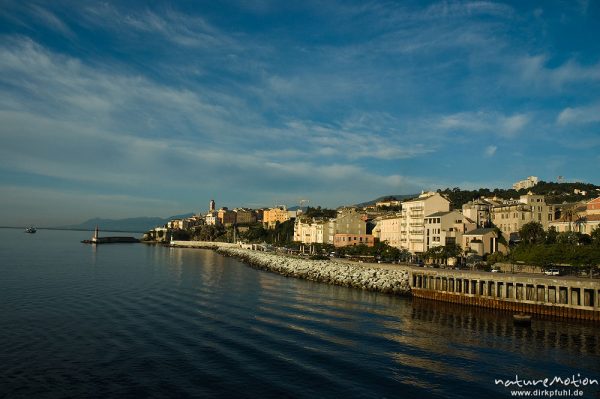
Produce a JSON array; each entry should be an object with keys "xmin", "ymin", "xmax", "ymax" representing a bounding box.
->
[
  {"xmin": 513, "ymin": 176, "xmax": 539, "ymax": 191},
  {"xmin": 399, "ymin": 192, "xmax": 451, "ymax": 254}
]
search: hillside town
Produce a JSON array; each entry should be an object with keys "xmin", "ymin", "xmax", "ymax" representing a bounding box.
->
[{"xmin": 144, "ymin": 177, "xmax": 600, "ymax": 269}]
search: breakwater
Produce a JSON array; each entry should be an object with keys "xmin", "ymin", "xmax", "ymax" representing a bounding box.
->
[{"xmin": 217, "ymin": 247, "xmax": 411, "ymax": 295}]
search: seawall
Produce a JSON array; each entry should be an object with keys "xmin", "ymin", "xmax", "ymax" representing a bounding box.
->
[{"xmin": 216, "ymin": 247, "xmax": 411, "ymax": 295}]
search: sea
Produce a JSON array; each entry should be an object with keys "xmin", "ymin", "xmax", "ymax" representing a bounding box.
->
[{"xmin": 1, "ymin": 228, "xmax": 599, "ymax": 398}]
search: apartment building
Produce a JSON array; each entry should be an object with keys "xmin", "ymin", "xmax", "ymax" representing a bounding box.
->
[
  {"xmin": 374, "ymin": 214, "xmax": 402, "ymax": 248},
  {"xmin": 293, "ymin": 217, "xmax": 328, "ymax": 244},
  {"xmin": 234, "ymin": 208, "xmax": 257, "ymax": 225},
  {"xmin": 462, "ymin": 197, "xmax": 501, "ymax": 228},
  {"xmin": 333, "ymin": 208, "xmax": 375, "ymax": 247},
  {"xmin": 217, "ymin": 207, "xmax": 237, "ymax": 226},
  {"xmin": 550, "ymin": 197, "xmax": 600, "ymax": 235},
  {"xmin": 263, "ymin": 206, "xmax": 290, "ymax": 229},
  {"xmin": 399, "ymin": 192, "xmax": 451, "ymax": 254},
  {"xmin": 491, "ymin": 193, "xmax": 555, "ymax": 240},
  {"xmin": 424, "ymin": 210, "xmax": 476, "ymax": 251}
]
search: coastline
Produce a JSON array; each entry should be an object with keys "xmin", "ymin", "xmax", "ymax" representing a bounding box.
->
[{"xmin": 216, "ymin": 247, "xmax": 411, "ymax": 295}]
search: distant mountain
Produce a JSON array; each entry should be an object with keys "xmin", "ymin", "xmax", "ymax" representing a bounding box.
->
[
  {"xmin": 355, "ymin": 194, "xmax": 418, "ymax": 207},
  {"xmin": 57, "ymin": 213, "xmax": 194, "ymax": 232}
]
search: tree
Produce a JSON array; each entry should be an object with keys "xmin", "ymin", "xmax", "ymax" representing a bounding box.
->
[
  {"xmin": 545, "ymin": 226, "xmax": 559, "ymax": 244},
  {"xmin": 592, "ymin": 227, "xmax": 600, "ymax": 246},
  {"xmin": 519, "ymin": 222, "xmax": 546, "ymax": 245}
]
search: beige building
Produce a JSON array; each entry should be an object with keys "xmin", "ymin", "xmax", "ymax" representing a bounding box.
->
[
  {"xmin": 205, "ymin": 211, "xmax": 219, "ymax": 226},
  {"xmin": 491, "ymin": 193, "xmax": 555, "ymax": 240},
  {"xmin": 424, "ymin": 210, "xmax": 476, "ymax": 251},
  {"xmin": 513, "ymin": 176, "xmax": 539, "ymax": 191},
  {"xmin": 462, "ymin": 197, "xmax": 501, "ymax": 228},
  {"xmin": 234, "ymin": 208, "xmax": 257, "ymax": 225},
  {"xmin": 399, "ymin": 192, "xmax": 451, "ymax": 254},
  {"xmin": 374, "ymin": 214, "xmax": 402, "ymax": 248},
  {"xmin": 550, "ymin": 198, "xmax": 600, "ymax": 235},
  {"xmin": 333, "ymin": 208, "xmax": 375, "ymax": 248},
  {"xmin": 217, "ymin": 207, "xmax": 236, "ymax": 226},
  {"xmin": 263, "ymin": 206, "xmax": 290, "ymax": 229},
  {"xmin": 462, "ymin": 228, "xmax": 501, "ymax": 256},
  {"xmin": 293, "ymin": 218, "xmax": 328, "ymax": 244}
]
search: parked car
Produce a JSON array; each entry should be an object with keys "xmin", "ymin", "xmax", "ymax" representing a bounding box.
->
[
  {"xmin": 491, "ymin": 268, "xmax": 500, "ymax": 273},
  {"xmin": 544, "ymin": 268, "xmax": 561, "ymax": 276}
]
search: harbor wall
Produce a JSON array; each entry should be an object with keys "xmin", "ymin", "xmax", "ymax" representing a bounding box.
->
[{"xmin": 216, "ymin": 247, "xmax": 411, "ymax": 295}]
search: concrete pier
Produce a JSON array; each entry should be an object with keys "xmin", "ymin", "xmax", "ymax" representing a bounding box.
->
[{"xmin": 410, "ymin": 269, "xmax": 600, "ymax": 321}]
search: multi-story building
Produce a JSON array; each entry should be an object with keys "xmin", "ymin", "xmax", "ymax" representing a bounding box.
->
[
  {"xmin": 234, "ymin": 208, "xmax": 257, "ymax": 225},
  {"xmin": 462, "ymin": 197, "xmax": 501, "ymax": 228},
  {"xmin": 550, "ymin": 198, "xmax": 600, "ymax": 235},
  {"xmin": 512, "ymin": 176, "xmax": 539, "ymax": 191},
  {"xmin": 491, "ymin": 193, "xmax": 555, "ymax": 240},
  {"xmin": 217, "ymin": 207, "xmax": 237, "ymax": 226},
  {"xmin": 263, "ymin": 206, "xmax": 290, "ymax": 229},
  {"xmin": 374, "ymin": 214, "xmax": 402, "ymax": 248},
  {"xmin": 424, "ymin": 210, "xmax": 476, "ymax": 251},
  {"xmin": 293, "ymin": 217, "xmax": 328, "ymax": 244},
  {"xmin": 205, "ymin": 211, "xmax": 219, "ymax": 226},
  {"xmin": 333, "ymin": 208, "xmax": 375, "ymax": 247},
  {"xmin": 399, "ymin": 192, "xmax": 451, "ymax": 254}
]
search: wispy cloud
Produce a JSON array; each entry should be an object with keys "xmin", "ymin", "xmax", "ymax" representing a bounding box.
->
[
  {"xmin": 436, "ymin": 111, "xmax": 530, "ymax": 137},
  {"xmin": 557, "ymin": 103, "xmax": 600, "ymax": 125},
  {"xmin": 484, "ymin": 145, "xmax": 497, "ymax": 157}
]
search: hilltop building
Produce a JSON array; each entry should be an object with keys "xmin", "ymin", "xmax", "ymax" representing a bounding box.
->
[{"xmin": 513, "ymin": 176, "xmax": 539, "ymax": 191}]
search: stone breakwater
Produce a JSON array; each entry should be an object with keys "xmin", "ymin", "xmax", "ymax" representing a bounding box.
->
[{"xmin": 217, "ymin": 248, "xmax": 411, "ymax": 295}]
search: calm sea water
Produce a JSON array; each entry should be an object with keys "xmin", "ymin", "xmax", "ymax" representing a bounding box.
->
[{"xmin": 1, "ymin": 228, "xmax": 599, "ymax": 398}]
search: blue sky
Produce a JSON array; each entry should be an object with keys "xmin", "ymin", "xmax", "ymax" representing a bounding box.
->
[{"xmin": 1, "ymin": 1, "xmax": 599, "ymax": 225}]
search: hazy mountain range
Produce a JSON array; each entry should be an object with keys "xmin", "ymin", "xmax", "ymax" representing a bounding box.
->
[
  {"xmin": 57, "ymin": 213, "xmax": 194, "ymax": 233},
  {"xmin": 55, "ymin": 194, "xmax": 418, "ymax": 232}
]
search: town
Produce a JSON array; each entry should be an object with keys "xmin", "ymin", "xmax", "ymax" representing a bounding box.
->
[{"xmin": 143, "ymin": 177, "xmax": 600, "ymax": 275}]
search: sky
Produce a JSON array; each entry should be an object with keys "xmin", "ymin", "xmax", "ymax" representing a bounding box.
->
[{"xmin": 1, "ymin": 0, "xmax": 599, "ymax": 226}]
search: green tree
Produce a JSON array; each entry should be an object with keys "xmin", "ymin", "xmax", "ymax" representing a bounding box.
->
[
  {"xmin": 545, "ymin": 226, "xmax": 559, "ymax": 244},
  {"xmin": 519, "ymin": 222, "xmax": 546, "ymax": 244}
]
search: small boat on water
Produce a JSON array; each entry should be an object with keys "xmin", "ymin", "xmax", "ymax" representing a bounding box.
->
[
  {"xmin": 513, "ymin": 313, "xmax": 532, "ymax": 326},
  {"xmin": 25, "ymin": 226, "xmax": 37, "ymax": 234}
]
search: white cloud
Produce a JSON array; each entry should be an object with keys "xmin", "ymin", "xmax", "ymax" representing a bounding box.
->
[
  {"xmin": 484, "ymin": 145, "xmax": 497, "ymax": 157},
  {"xmin": 557, "ymin": 103, "xmax": 600, "ymax": 125},
  {"xmin": 435, "ymin": 111, "xmax": 529, "ymax": 137}
]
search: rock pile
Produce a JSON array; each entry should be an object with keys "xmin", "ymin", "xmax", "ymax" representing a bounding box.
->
[{"xmin": 217, "ymin": 248, "xmax": 411, "ymax": 295}]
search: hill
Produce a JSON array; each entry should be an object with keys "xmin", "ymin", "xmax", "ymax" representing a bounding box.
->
[
  {"xmin": 57, "ymin": 213, "xmax": 194, "ymax": 232},
  {"xmin": 437, "ymin": 181, "xmax": 600, "ymax": 209},
  {"xmin": 355, "ymin": 194, "xmax": 418, "ymax": 207}
]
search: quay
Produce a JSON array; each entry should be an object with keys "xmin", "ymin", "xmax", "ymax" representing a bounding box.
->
[{"xmin": 410, "ymin": 269, "xmax": 600, "ymax": 321}]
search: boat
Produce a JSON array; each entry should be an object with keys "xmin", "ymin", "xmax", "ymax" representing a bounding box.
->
[
  {"xmin": 25, "ymin": 226, "xmax": 37, "ymax": 234},
  {"xmin": 513, "ymin": 313, "xmax": 532, "ymax": 326}
]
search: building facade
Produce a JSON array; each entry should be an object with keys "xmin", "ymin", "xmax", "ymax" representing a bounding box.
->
[
  {"xmin": 512, "ymin": 176, "xmax": 539, "ymax": 191},
  {"xmin": 424, "ymin": 210, "xmax": 476, "ymax": 251},
  {"xmin": 263, "ymin": 206, "xmax": 290, "ymax": 229},
  {"xmin": 491, "ymin": 193, "xmax": 555, "ymax": 240},
  {"xmin": 399, "ymin": 192, "xmax": 451, "ymax": 254}
]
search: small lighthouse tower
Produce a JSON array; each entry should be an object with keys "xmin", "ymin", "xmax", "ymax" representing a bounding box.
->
[{"xmin": 92, "ymin": 226, "xmax": 99, "ymax": 243}]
